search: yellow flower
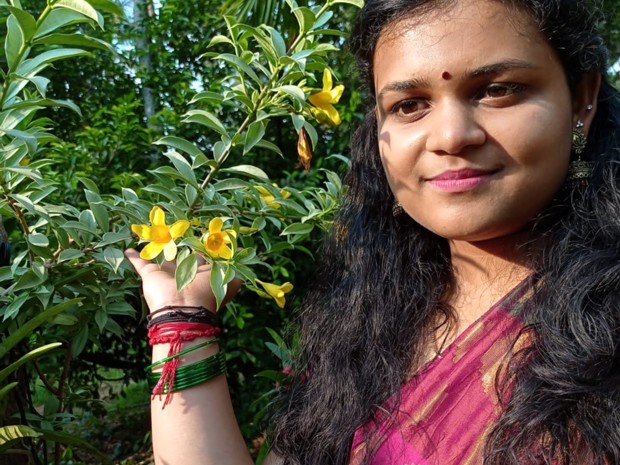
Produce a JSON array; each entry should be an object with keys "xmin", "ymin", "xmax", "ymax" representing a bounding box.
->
[
  {"xmin": 131, "ymin": 206, "xmax": 189, "ymax": 261},
  {"xmin": 203, "ymin": 217, "xmax": 236, "ymax": 259},
  {"xmin": 255, "ymin": 185, "xmax": 291, "ymax": 208},
  {"xmin": 257, "ymin": 279, "xmax": 293, "ymax": 308},
  {"xmin": 308, "ymin": 68, "xmax": 344, "ymax": 127}
]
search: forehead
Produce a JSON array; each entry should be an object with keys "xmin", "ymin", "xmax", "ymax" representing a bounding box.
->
[{"xmin": 373, "ymin": 0, "xmax": 556, "ymax": 91}]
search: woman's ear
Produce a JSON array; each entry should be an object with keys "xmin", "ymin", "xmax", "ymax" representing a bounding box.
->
[{"xmin": 572, "ymin": 72, "xmax": 602, "ymax": 134}]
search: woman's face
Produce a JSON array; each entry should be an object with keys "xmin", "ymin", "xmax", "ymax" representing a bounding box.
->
[{"xmin": 374, "ymin": 0, "xmax": 586, "ymax": 242}]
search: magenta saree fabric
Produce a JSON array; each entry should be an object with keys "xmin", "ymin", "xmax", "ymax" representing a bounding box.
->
[{"xmin": 349, "ymin": 280, "xmax": 532, "ymax": 465}]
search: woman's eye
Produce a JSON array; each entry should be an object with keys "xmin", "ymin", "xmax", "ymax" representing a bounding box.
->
[
  {"xmin": 390, "ymin": 99, "xmax": 428, "ymax": 118},
  {"xmin": 478, "ymin": 83, "xmax": 526, "ymax": 99}
]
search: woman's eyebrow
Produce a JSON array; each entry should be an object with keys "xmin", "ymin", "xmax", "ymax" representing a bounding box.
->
[
  {"xmin": 468, "ymin": 59, "xmax": 540, "ymax": 77},
  {"xmin": 377, "ymin": 59, "xmax": 540, "ymax": 101},
  {"xmin": 377, "ymin": 76, "xmax": 430, "ymax": 101}
]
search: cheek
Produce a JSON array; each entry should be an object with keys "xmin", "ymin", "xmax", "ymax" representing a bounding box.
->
[{"xmin": 378, "ymin": 125, "xmax": 423, "ymax": 189}]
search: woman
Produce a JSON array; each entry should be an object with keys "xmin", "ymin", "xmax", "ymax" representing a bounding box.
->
[{"xmin": 125, "ymin": 0, "xmax": 620, "ymax": 464}]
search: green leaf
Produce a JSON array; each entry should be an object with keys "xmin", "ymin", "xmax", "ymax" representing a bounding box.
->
[
  {"xmin": 331, "ymin": 0, "xmax": 364, "ymax": 7},
  {"xmin": 0, "ymin": 298, "xmax": 80, "ymax": 359},
  {"xmin": 254, "ymin": 139, "xmax": 283, "ymax": 156},
  {"xmin": 185, "ymin": 184, "xmax": 198, "ymax": 206},
  {"xmin": 28, "ymin": 232, "xmax": 49, "ymax": 247},
  {"xmin": 103, "ymin": 247, "xmax": 124, "ymax": 273},
  {"xmin": 183, "ymin": 110, "xmax": 228, "ymax": 138},
  {"xmin": 85, "ymin": 190, "xmax": 109, "ymax": 231},
  {"xmin": 32, "ymin": 33, "xmax": 113, "ymax": 52},
  {"xmin": 94, "ymin": 309, "xmax": 107, "ymax": 331},
  {"xmin": 61, "ymin": 220, "xmax": 98, "ymax": 236},
  {"xmin": 58, "ymin": 249, "xmax": 84, "ymax": 263},
  {"xmin": 272, "ymin": 85, "xmax": 306, "ymax": 107},
  {"xmin": 208, "ymin": 34, "xmax": 234, "ymax": 47},
  {"xmin": 163, "ymin": 150, "xmax": 198, "ymax": 188},
  {"xmin": 264, "ymin": 26, "xmax": 286, "ymax": 57},
  {"xmin": 5, "ymin": 15, "xmax": 23, "ymax": 71},
  {"xmin": 0, "ymin": 425, "xmax": 42, "ymax": 453},
  {"xmin": 2, "ymin": 293, "xmax": 29, "ymax": 320},
  {"xmin": 154, "ymin": 136, "xmax": 204, "ymax": 160},
  {"xmin": 189, "ymin": 90, "xmax": 224, "ymax": 106},
  {"xmin": 71, "ymin": 324, "xmax": 89, "ymax": 357},
  {"xmin": 17, "ymin": 48, "xmax": 90, "ymax": 77},
  {"xmin": 0, "ymin": 343, "xmax": 62, "ymax": 385},
  {"xmin": 175, "ymin": 253, "xmax": 197, "ymax": 292},
  {"xmin": 243, "ymin": 120, "xmax": 266, "ymax": 155},
  {"xmin": 0, "ymin": 382, "xmax": 18, "ymax": 402},
  {"xmin": 34, "ymin": 9, "xmax": 90, "ymax": 38},
  {"xmin": 84, "ymin": 0, "xmax": 124, "ymax": 17},
  {"xmin": 3, "ymin": 6, "xmax": 36, "ymax": 43},
  {"xmin": 222, "ymin": 164, "xmax": 269, "ymax": 182},
  {"xmin": 213, "ymin": 178, "xmax": 250, "ymax": 191},
  {"xmin": 212, "ymin": 139, "xmax": 230, "ymax": 163},
  {"xmin": 280, "ymin": 222, "xmax": 314, "ymax": 235},
  {"xmin": 13, "ymin": 270, "xmax": 46, "ymax": 292},
  {"xmin": 291, "ymin": 6, "xmax": 315, "ymax": 34},
  {"xmin": 216, "ymin": 53, "xmax": 262, "ymax": 84},
  {"xmin": 29, "ymin": 427, "xmax": 112, "ymax": 464},
  {"xmin": 209, "ymin": 261, "xmax": 227, "ymax": 310},
  {"xmin": 52, "ymin": 0, "xmax": 103, "ymax": 28}
]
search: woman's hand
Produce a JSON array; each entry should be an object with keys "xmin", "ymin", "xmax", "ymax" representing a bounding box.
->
[{"xmin": 124, "ymin": 248, "xmax": 242, "ymax": 313}]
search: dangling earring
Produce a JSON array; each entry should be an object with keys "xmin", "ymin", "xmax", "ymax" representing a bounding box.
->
[
  {"xmin": 565, "ymin": 120, "xmax": 591, "ymax": 188},
  {"xmin": 392, "ymin": 200, "xmax": 403, "ymax": 217}
]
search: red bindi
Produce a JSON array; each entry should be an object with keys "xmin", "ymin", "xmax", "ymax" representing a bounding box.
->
[{"xmin": 441, "ymin": 71, "xmax": 452, "ymax": 80}]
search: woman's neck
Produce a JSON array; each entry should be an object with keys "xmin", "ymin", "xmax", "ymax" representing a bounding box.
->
[{"xmin": 447, "ymin": 233, "xmax": 533, "ymax": 330}]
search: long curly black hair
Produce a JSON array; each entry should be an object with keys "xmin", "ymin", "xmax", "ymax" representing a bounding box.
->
[{"xmin": 270, "ymin": 1, "xmax": 620, "ymax": 464}]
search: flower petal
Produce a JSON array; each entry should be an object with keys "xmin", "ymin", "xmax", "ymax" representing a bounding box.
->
[
  {"xmin": 163, "ymin": 241, "xmax": 178, "ymax": 261},
  {"xmin": 150, "ymin": 206, "xmax": 167, "ymax": 227},
  {"xmin": 322, "ymin": 68, "xmax": 333, "ymax": 91},
  {"xmin": 308, "ymin": 91, "xmax": 332, "ymax": 107},
  {"xmin": 323, "ymin": 104, "xmax": 341, "ymax": 126},
  {"xmin": 131, "ymin": 224, "xmax": 152, "ymax": 241},
  {"xmin": 274, "ymin": 295, "xmax": 286, "ymax": 308},
  {"xmin": 169, "ymin": 220, "xmax": 190, "ymax": 239},
  {"xmin": 281, "ymin": 282, "xmax": 294, "ymax": 293},
  {"xmin": 209, "ymin": 217, "xmax": 224, "ymax": 234},
  {"xmin": 219, "ymin": 244, "xmax": 232, "ymax": 260},
  {"xmin": 329, "ymin": 84, "xmax": 344, "ymax": 104},
  {"xmin": 140, "ymin": 241, "xmax": 165, "ymax": 260}
]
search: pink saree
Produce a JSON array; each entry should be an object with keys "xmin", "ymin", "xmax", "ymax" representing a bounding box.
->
[{"xmin": 349, "ymin": 279, "xmax": 532, "ymax": 465}]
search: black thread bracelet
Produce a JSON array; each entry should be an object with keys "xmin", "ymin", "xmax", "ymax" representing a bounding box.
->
[{"xmin": 147, "ymin": 306, "xmax": 220, "ymax": 329}]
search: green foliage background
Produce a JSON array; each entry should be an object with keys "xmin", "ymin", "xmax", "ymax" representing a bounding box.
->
[{"xmin": 0, "ymin": 0, "xmax": 617, "ymax": 464}]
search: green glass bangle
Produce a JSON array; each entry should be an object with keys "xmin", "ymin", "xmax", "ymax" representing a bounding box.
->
[
  {"xmin": 146, "ymin": 338, "xmax": 219, "ymax": 372},
  {"xmin": 149, "ymin": 351, "xmax": 226, "ymax": 393}
]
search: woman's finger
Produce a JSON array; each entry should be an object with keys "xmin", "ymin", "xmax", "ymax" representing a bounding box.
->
[{"xmin": 125, "ymin": 248, "xmax": 150, "ymax": 275}]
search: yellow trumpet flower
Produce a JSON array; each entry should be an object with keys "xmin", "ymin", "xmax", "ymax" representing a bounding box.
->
[
  {"xmin": 203, "ymin": 217, "xmax": 236, "ymax": 259},
  {"xmin": 257, "ymin": 279, "xmax": 294, "ymax": 308},
  {"xmin": 308, "ymin": 68, "xmax": 344, "ymax": 127},
  {"xmin": 255, "ymin": 185, "xmax": 291, "ymax": 208},
  {"xmin": 131, "ymin": 206, "xmax": 189, "ymax": 261}
]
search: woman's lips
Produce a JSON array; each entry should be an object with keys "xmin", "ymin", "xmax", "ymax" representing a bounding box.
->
[{"xmin": 426, "ymin": 168, "xmax": 498, "ymax": 193}]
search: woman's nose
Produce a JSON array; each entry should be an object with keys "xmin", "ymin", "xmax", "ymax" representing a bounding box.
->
[{"xmin": 424, "ymin": 100, "xmax": 486, "ymax": 155}]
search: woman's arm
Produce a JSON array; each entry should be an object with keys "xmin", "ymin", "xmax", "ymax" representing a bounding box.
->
[{"xmin": 126, "ymin": 249, "xmax": 268, "ymax": 465}]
